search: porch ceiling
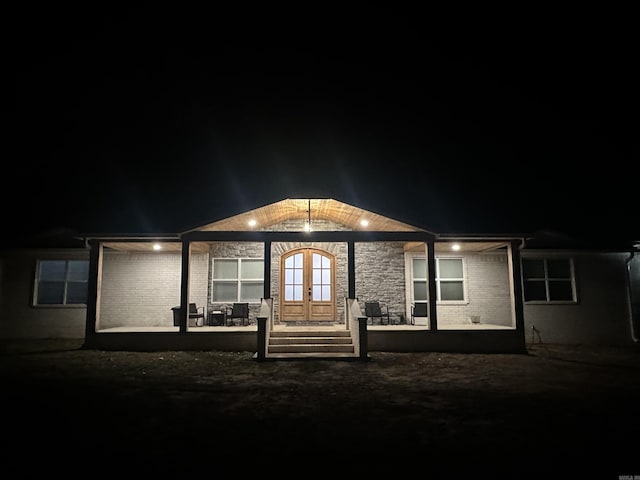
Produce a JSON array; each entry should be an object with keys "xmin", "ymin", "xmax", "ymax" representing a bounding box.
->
[
  {"xmin": 103, "ymin": 241, "xmax": 210, "ymax": 253},
  {"xmin": 406, "ymin": 241, "xmax": 510, "ymax": 253},
  {"xmin": 186, "ymin": 198, "xmax": 427, "ymax": 233},
  {"xmin": 105, "ymin": 240, "xmax": 510, "ymax": 253}
]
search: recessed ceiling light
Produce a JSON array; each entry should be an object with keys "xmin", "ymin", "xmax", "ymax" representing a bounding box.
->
[
  {"xmin": 248, "ymin": 219, "xmax": 257, "ymax": 227},
  {"xmin": 360, "ymin": 219, "xmax": 369, "ymax": 227},
  {"xmin": 153, "ymin": 243, "xmax": 162, "ymax": 251},
  {"xmin": 451, "ymin": 243, "xmax": 461, "ymax": 251}
]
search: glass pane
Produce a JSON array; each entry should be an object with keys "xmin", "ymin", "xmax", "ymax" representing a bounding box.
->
[
  {"xmin": 313, "ymin": 285, "xmax": 321, "ymax": 300},
  {"xmin": 213, "ymin": 282, "xmax": 237, "ymax": 301},
  {"xmin": 322, "ymin": 270, "xmax": 330, "ymax": 284},
  {"xmin": 66, "ymin": 282, "xmax": 88, "ymax": 304},
  {"xmin": 39, "ymin": 261, "xmax": 66, "ymax": 281},
  {"xmin": 313, "ymin": 253, "xmax": 321, "ymax": 268},
  {"xmin": 293, "ymin": 285, "xmax": 303, "ymax": 301},
  {"xmin": 439, "ymin": 259, "xmax": 462, "ymax": 278},
  {"xmin": 241, "ymin": 260, "xmax": 263, "ymax": 279},
  {"xmin": 293, "ymin": 253, "xmax": 302, "ymax": 268},
  {"xmin": 440, "ymin": 281, "xmax": 464, "ymax": 300},
  {"xmin": 321, "ymin": 255, "xmax": 330, "ymax": 268},
  {"xmin": 322, "ymin": 285, "xmax": 330, "ymax": 300},
  {"xmin": 294, "ymin": 270, "xmax": 302, "ymax": 284},
  {"xmin": 547, "ymin": 259, "xmax": 571, "ymax": 278},
  {"xmin": 522, "ymin": 259, "xmax": 545, "ymax": 279},
  {"xmin": 285, "ymin": 256, "xmax": 294, "ymax": 268},
  {"xmin": 524, "ymin": 280, "xmax": 547, "ymax": 301},
  {"xmin": 285, "ymin": 269, "xmax": 294, "ymax": 284},
  {"xmin": 240, "ymin": 282, "xmax": 263, "ymax": 301},
  {"xmin": 313, "ymin": 269, "xmax": 321, "ymax": 284},
  {"xmin": 285, "ymin": 285, "xmax": 294, "ymax": 301},
  {"xmin": 67, "ymin": 261, "xmax": 89, "ymax": 281},
  {"xmin": 37, "ymin": 282, "xmax": 65, "ymax": 304},
  {"xmin": 213, "ymin": 260, "xmax": 237, "ymax": 279},
  {"xmin": 549, "ymin": 281, "xmax": 573, "ymax": 301},
  {"xmin": 412, "ymin": 258, "xmax": 426, "ymax": 278},
  {"xmin": 413, "ymin": 281, "xmax": 427, "ymax": 301}
]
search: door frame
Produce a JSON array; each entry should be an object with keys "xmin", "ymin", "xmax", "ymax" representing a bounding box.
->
[{"xmin": 279, "ymin": 246, "xmax": 336, "ymax": 322}]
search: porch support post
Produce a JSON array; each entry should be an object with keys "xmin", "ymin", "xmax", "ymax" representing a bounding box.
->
[
  {"xmin": 85, "ymin": 239, "xmax": 102, "ymax": 341},
  {"xmin": 263, "ymin": 240, "xmax": 271, "ymax": 299},
  {"xmin": 508, "ymin": 239, "xmax": 525, "ymax": 335},
  {"xmin": 179, "ymin": 240, "xmax": 192, "ymax": 333},
  {"xmin": 426, "ymin": 238, "xmax": 438, "ymax": 331},
  {"xmin": 347, "ymin": 240, "xmax": 355, "ymax": 299},
  {"xmin": 358, "ymin": 316, "xmax": 368, "ymax": 360},
  {"xmin": 256, "ymin": 316, "xmax": 267, "ymax": 361}
]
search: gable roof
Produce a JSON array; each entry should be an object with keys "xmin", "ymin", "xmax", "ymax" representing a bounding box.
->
[{"xmin": 184, "ymin": 198, "xmax": 429, "ymax": 233}]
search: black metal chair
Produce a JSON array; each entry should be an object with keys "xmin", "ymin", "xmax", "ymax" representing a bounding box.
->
[
  {"xmin": 188, "ymin": 303, "xmax": 205, "ymax": 327},
  {"xmin": 410, "ymin": 302, "xmax": 428, "ymax": 325},
  {"xmin": 226, "ymin": 302, "xmax": 250, "ymax": 326},
  {"xmin": 364, "ymin": 301, "xmax": 391, "ymax": 325}
]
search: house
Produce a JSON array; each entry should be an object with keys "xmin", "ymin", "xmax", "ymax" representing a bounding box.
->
[{"xmin": 1, "ymin": 198, "xmax": 638, "ymax": 359}]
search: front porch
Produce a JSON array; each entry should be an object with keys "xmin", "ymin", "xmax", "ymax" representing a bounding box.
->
[{"xmin": 85, "ymin": 321, "xmax": 525, "ymax": 354}]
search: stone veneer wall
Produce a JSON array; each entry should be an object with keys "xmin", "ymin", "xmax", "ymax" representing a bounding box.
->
[{"xmin": 354, "ymin": 242, "xmax": 407, "ymax": 322}]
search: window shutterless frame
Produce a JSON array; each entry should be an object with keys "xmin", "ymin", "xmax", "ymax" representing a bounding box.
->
[{"xmin": 34, "ymin": 259, "xmax": 89, "ymax": 306}]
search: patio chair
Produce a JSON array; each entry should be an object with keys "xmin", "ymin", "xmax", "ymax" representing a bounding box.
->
[
  {"xmin": 189, "ymin": 303, "xmax": 205, "ymax": 327},
  {"xmin": 364, "ymin": 301, "xmax": 391, "ymax": 325},
  {"xmin": 226, "ymin": 302, "xmax": 250, "ymax": 326},
  {"xmin": 410, "ymin": 302, "xmax": 428, "ymax": 325}
]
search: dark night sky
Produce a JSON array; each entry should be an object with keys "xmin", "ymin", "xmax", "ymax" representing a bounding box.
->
[{"xmin": 8, "ymin": 6, "xmax": 639, "ymax": 244}]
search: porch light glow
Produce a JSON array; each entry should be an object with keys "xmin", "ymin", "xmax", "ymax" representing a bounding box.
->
[
  {"xmin": 153, "ymin": 243, "xmax": 162, "ymax": 251},
  {"xmin": 360, "ymin": 219, "xmax": 369, "ymax": 227},
  {"xmin": 451, "ymin": 243, "xmax": 461, "ymax": 251},
  {"xmin": 248, "ymin": 219, "xmax": 257, "ymax": 227}
]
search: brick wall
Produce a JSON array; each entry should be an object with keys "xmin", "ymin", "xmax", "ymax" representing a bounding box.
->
[{"xmin": 99, "ymin": 251, "xmax": 208, "ymax": 329}]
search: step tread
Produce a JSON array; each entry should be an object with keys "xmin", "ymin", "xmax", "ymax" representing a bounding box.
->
[
  {"xmin": 270, "ymin": 337, "xmax": 353, "ymax": 344},
  {"xmin": 270, "ymin": 330, "xmax": 351, "ymax": 337},
  {"xmin": 265, "ymin": 352, "xmax": 360, "ymax": 359},
  {"xmin": 268, "ymin": 345, "xmax": 355, "ymax": 353}
]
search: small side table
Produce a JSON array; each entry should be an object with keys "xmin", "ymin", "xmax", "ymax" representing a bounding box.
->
[{"xmin": 208, "ymin": 310, "xmax": 226, "ymax": 326}]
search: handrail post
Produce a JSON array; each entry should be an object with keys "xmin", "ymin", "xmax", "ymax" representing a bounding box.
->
[
  {"xmin": 256, "ymin": 317, "xmax": 267, "ymax": 361},
  {"xmin": 358, "ymin": 316, "xmax": 368, "ymax": 360}
]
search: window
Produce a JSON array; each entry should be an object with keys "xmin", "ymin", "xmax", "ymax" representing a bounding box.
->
[
  {"xmin": 436, "ymin": 258, "xmax": 465, "ymax": 301},
  {"xmin": 410, "ymin": 256, "xmax": 465, "ymax": 302},
  {"xmin": 411, "ymin": 258, "xmax": 428, "ymax": 303},
  {"xmin": 212, "ymin": 258, "xmax": 264, "ymax": 302},
  {"xmin": 35, "ymin": 259, "xmax": 89, "ymax": 305},
  {"xmin": 522, "ymin": 258, "xmax": 575, "ymax": 303}
]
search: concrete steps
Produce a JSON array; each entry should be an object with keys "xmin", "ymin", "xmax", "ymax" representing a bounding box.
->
[{"xmin": 266, "ymin": 328, "xmax": 357, "ymax": 359}]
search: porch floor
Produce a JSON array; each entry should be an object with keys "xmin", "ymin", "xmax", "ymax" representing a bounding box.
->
[{"xmin": 97, "ymin": 323, "xmax": 513, "ymax": 333}]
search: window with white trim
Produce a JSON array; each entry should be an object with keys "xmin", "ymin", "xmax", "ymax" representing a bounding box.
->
[
  {"xmin": 522, "ymin": 258, "xmax": 576, "ymax": 303},
  {"xmin": 35, "ymin": 259, "xmax": 89, "ymax": 305},
  {"xmin": 410, "ymin": 256, "xmax": 466, "ymax": 302},
  {"xmin": 212, "ymin": 258, "xmax": 264, "ymax": 302},
  {"xmin": 436, "ymin": 258, "xmax": 465, "ymax": 301}
]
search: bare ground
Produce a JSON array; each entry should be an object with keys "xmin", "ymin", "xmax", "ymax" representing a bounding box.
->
[{"xmin": 1, "ymin": 339, "xmax": 639, "ymax": 478}]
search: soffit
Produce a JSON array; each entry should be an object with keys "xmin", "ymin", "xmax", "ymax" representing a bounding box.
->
[
  {"xmin": 187, "ymin": 198, "xmax": 427, "ymax": 233},
  {"xmin": 405, "ymin": 241, "xmax": 510, "ymax": 253}
]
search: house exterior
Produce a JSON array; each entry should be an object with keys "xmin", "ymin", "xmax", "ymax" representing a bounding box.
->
[{"xmin": 1, "ymin": 198, "xmax": 638, "ymax": 358}]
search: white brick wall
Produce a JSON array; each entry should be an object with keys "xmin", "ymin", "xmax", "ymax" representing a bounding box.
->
[
  {"xmin": 437, "ymin": 253, "xmax": 513, "ymax": 327},
  {"xmin": 99, "ymin": 251, "xmax": 208, "ymax": 329}
]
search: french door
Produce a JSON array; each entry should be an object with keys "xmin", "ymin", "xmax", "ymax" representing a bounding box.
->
[{"xmin": 280, "ymin": 247, "xmax": 335, "ymax": 321}]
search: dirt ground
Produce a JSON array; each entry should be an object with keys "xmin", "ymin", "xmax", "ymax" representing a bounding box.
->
[{"xmin": 1, "ymin": 339, "xmax": 639, "ymax": 478}]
